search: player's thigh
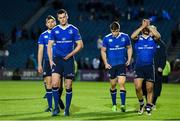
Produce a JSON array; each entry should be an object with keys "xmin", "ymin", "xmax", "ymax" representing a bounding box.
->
[
  {"xmin": 146, "ymin": 81, "xmax": 154, "ymax": 92},
  {"xmin": 44, "ymin": 76, "xmax": 52, "ymax": 89},
  {"xmin": 117, "ymin": 76, "xmax": 126, "ymax": 86},
  {"xmin": 52, "ymin": 73, "xmax": 60, "ymax": 87},
  {"xmin": 110, "ymin": 78, "xmax": 117, "ymax": 87},
  {"xmin": 134, "ymin": 78, "xmax": 144, "ymax": 90}
]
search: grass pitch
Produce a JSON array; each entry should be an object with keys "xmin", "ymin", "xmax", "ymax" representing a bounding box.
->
[{"xmin": 0, "ymin": 80, "xmax": 180, "ymax": 120}]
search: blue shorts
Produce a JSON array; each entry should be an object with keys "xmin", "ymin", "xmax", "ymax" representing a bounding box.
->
[
  {"xmin": 52, "ymin": 57, "xmax": 75, "ymax": 79},
  {"xmin": 108, "ymin": 64, "xmax": 126, "ymax": 79},
  {"xmin": 134, "ymin": 65, "xmax": 155, "ymax": 82},
  {"xmin": 43, "ymin": 60, "xmax": 51, "ymax": 78}
]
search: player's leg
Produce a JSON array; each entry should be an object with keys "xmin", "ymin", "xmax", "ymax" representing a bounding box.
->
[
  {"xmin": 117, "ymin": 76, "xmax": 126, "ymax": 112},
  {"xmin": 58, "ymin": 76, "xmax": 65, "ymax": 109},
  {"xmin": 145, "ymin": 65, "xmax": 155, "ymax": 115},
  {"xmin": 44, "ymin": 76, "xmax": 52, "ymax": 112},
  {"xmin": 134, "ymin": 78, "xmax": 144, "ymax": 114},
  {"xmin": 108, "ymin": 66, "xmax": 117, "ymax": 112},
  {"xmin": 142, "ymin": 80, "xmax": 147, "ymax": 100},
  {"xmin": 117, "ymin": 64, "xmax": 127, "ymax": 112},
  {"xmin": 64, "ymin": 58, "xmax": 74, "ymax": 116},
  {"xmin": 43, "ymin": 79, "xmax": 47, "ymax": 98},
  {"xmin": 43, "ymin": 60, "xmax": 53, "ymax": 112},
  {"xmin": 51, "ymin": 57, "xmax": 63, "ymax": 116},
  {"xmin": 51, "ymin": 73, "xmax": 61, "ymax": 116},
  {"xmin": 145, "ymin": 81, "xmax": 154, "ymax": 115},
  {"xmin": 110, "ymin": 78, "xmax": 117, "ymax": 112},
  {"xmin": 134, "ymin": 66, "xmax": 145, "ymax": 114}
]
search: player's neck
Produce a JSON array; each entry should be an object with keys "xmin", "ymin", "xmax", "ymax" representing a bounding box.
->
[
  {"xmin": 142, "ymin": 34, "xmax": 149, "ymax": 39},
  {"xmin": 60, "ymin": 23, "xmax": 68, "ymax": 28}
]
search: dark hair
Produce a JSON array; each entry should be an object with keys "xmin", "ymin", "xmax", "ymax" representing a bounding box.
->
[
  {"xmin": 110, "ymin": 21, "xmax": 120, "ymax": 30},
  {"xmin": 57, "ymin": 9, "xmax": 67, "ymax": 15},
  {"xmin": 46, "ymin": 15, "xmax": 55, "ymax": 22}
]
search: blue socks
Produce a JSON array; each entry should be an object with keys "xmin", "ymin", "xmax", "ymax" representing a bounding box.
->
[
  {"xmin": 52, "ymin": 87, "xmax": 59, "ymax": 109},
  {"xmin": 120, "ymin": 90, "xmax": 126, "ymax": 105},
  {"xmin": 66, "ymin": 88, "xmax": 72, "ymax": 111},
  {"xmin": 110, "ymin": 89, "xmax": 117, "ymax": 105},
  {"xmin": 46, "ymin": 89, "xmax": 52, "ymax": 108}
]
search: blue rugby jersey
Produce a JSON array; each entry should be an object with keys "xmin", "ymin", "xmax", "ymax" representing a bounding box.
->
[
  {"xmin": 102, "ymin": 32, "xmax": 131, "ymax": 66},
  {"xmin": 134, "ymin": 35, "xmax": 157, "ymax": 67},
  {"xmin": 49, "ymin": 24, "xmax": 82, "ymax": 57},
  {"xmin": 38, "ymin": 30, "xmax": 56, "ymax": 60}
]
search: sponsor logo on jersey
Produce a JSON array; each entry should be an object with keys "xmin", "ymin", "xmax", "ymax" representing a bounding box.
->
[
  {"xmin": 44, "ymin": 35, "xmax": 48, "ymax": 39},
  {"xmin": 109, "ymin": 39, "xmax": 113, "ymax": 42},
  {"xmin": 68, "ymin": 29, "xmax": 73, "ymax": 34},
  {"xmin": 55, "ymin": 31, "xmax": 59, "ymax": 34}
]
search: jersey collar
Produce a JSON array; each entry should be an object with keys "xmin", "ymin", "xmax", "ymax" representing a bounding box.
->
[{"xmin": 58, "ymin": 24, "xmax": 70, "ymax": 30}]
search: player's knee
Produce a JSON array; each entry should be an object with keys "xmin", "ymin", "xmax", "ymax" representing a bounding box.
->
[
  {"xmin": 146, "ymin": 86, "xmax": 153, "ymax": 93},
  {"xmin": 46, "ymin": 82, "xmax": 52, "ymax": 89},
  {"xmin": 111, "ymin": 83, "xmax": 116, "ymax": 89},
  {"xmin": 135, "ymin": 86, "xmax": 142, "ymax": 92}
]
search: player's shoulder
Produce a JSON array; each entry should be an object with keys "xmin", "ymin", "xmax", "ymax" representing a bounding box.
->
[
  {"xmin": 68, "ymin": 24, "xmax": 79, "ymax": 30},
  {"xmin": 120, "ymin": 32, "xmax": 129, "ymax": 37},
  {"xmin": 105, "ymin": 33, "xmax": 112, "ymax": 38},
  {"xmin": 52, "ymin": 25, "xmax": 59, "ymax": 30},
  {"xmin": 41, "ymin": 30, "xmax": 48, "ymax": 35}
]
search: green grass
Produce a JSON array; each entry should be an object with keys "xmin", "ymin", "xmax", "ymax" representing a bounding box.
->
[{"xmin": 0, "ymin": 80, "xmax": 180, "ymax": 120}]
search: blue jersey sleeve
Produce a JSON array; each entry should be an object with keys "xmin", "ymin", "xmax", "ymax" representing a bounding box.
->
[
  {"xmin": 73, "ymin": 28, "xmax": 82, "ymax": 41},
  {"xmin": 38, "ymin": 34, "xmax": 44, "ymax": 45},
  {"xmin": 102, "ymin": 37, "xmax": 108, "ymax": 48},
  {"xmin": 125, "ymin": 35, "xmax": 131, "ymax": 46},
  {"xmin": 49, "ymin": 29, "xmax": 56, "ymax": 42}
]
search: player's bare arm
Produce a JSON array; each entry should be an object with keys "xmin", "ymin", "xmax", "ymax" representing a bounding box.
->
[
  {"xmin": 126, "ymin": 45, "xmax": 133, "ymax": 66},
  {"xmin": 101, "ymin": 47, "xmax": 111, "ymax": 69},
  {"xmin": 64, "ymin": 40, "xmax": 83, "ymax": 60},
  {"xmin": 131, "ymin": 19, "xmax": 149, "ymax": 40},
  {"xmin": 38, "ymin": 44, "xmax": 44, "ymax": 73},
  {"xmin": 47, "ymin": 40, "xmax": 55, "ymax": 67},
  {"xmin": 148, "ymin": 26, "xmax": 161, "ymax": 40}
]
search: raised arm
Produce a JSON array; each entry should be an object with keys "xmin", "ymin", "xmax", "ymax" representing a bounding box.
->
[
  {"xmin": 148, "ymin": 26, "xmax": 161, "ymax": 40},
  {"xmin": 131, "ymin": 19, "xmax": 149, "ymax": 40}
]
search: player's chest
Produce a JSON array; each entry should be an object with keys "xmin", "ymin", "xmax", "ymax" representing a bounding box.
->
[
  {"xmin": 55, "ymin": 30, "xmax": 74, "ymax": 41},
  {"xmin": 107, "ymin": 38, "xmax": 126, "ymax": 47}
]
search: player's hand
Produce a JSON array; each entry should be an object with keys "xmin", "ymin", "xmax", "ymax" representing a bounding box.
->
[
  {"xmin": 38, "ymin": 65, "xmax": 43, "ymax": 74},
  {"xmin": 126, "ymin": 60, "xmax": 131, "ymax": 66},
  {"xmin": 141, "ymin": 19, "xmax": 149, "ymax": 28},
  {"xmin": 105, "ymin": 63, "xmax": 112, "ymax": 70},
  {"xmin": 64, "ymin": 54, "xmax": 72, "ymax": 60},
  {"xmin": 158, "ymin": 67, "xmax": 163, "ymax": 72},
  {"xmin": 50, "ymin": 60, "xmax": 56, "ymax": 69}
]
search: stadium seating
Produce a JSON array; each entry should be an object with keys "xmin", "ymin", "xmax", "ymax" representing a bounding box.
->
[
  {"xmin": 0, "ymin": 0, "xmax": 40, "ymax": 34},
  {"xmin": 1, "ymin": 0, "xmax": 180, "ymax": 68}
]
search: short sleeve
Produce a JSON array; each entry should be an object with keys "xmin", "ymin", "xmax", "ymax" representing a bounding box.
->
[
  {"xmin": 102, "ymin": 37, "xmax": 108, "ymax": 48},
  {"xmin": 49, "ymin": 29, "xmax": 55, "ymax": 42},
  {"xmin": 73, "ymin": 28, "xmax": 82, "ymax": 41},
  {"xmin": 38, "ymin": 34, "xmax": 44, "ymax": 45},
  {"xmin": 125, "ymin": 35, "xmax": 131, "ymax": 46}
]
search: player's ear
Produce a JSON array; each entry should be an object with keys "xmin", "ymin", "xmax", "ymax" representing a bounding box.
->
[{"xmin": 66, "ymin": 14, "xmax": 69, "ymax": 19}]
